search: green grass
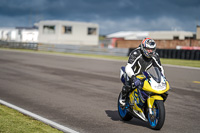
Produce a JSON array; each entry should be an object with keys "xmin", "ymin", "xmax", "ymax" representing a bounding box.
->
[
  {"xmin": 0, "ymin": 104, "xmax": 63, "ymax": 133},
  {"xmin": 160, "ymin": 58, "xmax": 200, "ymax": 68}
]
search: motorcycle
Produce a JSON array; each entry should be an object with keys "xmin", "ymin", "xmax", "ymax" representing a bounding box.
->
[{"xmin": 118, "ymin": 67, "xmax": 170, "ymax": 130}]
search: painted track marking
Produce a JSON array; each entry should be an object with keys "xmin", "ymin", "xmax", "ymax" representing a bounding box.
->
[{"xmin": 193, "ymin": 81, "xmax": 200, "ymax": 84}]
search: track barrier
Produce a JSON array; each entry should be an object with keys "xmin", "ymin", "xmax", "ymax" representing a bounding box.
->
[
  {"xmin": 129, "ymin": 48, "xmax": 200, "ymax": 60},
  {"xmin": 1, "ymin": 41, "xmax": 199, "ymax": 60}
]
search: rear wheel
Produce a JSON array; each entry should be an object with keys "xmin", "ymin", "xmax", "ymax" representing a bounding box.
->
[
  {"xmin": 118, "ymin": 92, "xmax": 133, "ymax": 121},
  {"xmin": 148, "ymin": 100, "xmax": 165, "ymax": 130}
]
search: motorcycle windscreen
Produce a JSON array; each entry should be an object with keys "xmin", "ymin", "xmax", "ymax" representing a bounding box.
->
[{"xmin": 146, "ymin": 67, "xmax": 162, "ymax": 83}]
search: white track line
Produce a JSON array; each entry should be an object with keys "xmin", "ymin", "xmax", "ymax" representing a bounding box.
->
[{"xmin": 0, "ymin": 99, "xmax": 79, "ymax": 133}]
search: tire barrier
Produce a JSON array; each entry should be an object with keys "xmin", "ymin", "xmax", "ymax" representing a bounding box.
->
[{"xmin": 129, "ymin": 48, "xmax": 200, "ymax": 60}]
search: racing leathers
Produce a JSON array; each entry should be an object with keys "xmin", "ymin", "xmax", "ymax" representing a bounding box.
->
[
  {"xmin": 126, "ymin": 47, "xmax": 164, "ymax": 79},
  {"xmin": 121, "ymin": 47, "xmax": 165, "ymax": 99}
]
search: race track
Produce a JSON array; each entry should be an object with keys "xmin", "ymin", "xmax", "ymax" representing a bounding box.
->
[{"xmin": 0, "ymin": 49, "xmax": 200, "ymax": 133}]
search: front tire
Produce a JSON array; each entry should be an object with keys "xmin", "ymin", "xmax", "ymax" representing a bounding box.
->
[
  {"xmin": 148, "ymin": 100, "xmax": 165, "ymax": 130},
  {"xmin": 118, "ymin": 92, "xmax": 133, "ymax": 121}
]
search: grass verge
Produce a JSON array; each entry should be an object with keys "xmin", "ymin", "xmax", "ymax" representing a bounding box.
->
[
  {"xmin": 160, "ymin": 58, "xmax": 200, "ymax": 68},
  {"xmin": 0, "ymin": 104, "xmax": 63, "ymax": 133}
]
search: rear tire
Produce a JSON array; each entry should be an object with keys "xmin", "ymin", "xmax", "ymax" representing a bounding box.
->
[
  {"xmin": 148, "ymin": 100, "xmax": 165, "ymax": 130},
  {"xmin": 118, "ymin": 92, "xmax": 133, "ymax": 121}
]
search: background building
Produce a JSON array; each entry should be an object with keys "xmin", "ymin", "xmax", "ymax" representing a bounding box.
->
[
  {"xmin": 37, "ymin": 20, "xmax": 99, "ymax": 46},
  {"xmin": 197, "ymin": 25, "xmax": 200, "ymax": 40},
  {"xmin": 0, "ymin": 27, "xmax": 38, "ymax": 42},
  {"xmin": 106, "ymin": 30, "xmax": 195, "ymax": 40},
  {"xmin": 105, "ymin": 30, "xmax": 195, "ymax": 48},
  {"xmin": 148, "ymin": 31, "xmax": 194, "ymax": 40},
  {"xmin": 105, "ymin": 30, "xmax": 197, "ymax": 49},
  {"xmin": 0, "ymin": 28, "xmax": 15, "ymax": 41}
]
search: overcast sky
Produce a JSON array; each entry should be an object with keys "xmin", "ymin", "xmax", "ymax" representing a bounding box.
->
[{"xmin": 0, "ymin": 0, "xmax": 199, "ymax": 35}]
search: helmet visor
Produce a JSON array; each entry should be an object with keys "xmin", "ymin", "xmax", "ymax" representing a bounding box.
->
[
  {"xmin": 143, "ymin": 47, "xmax": 156, "ymax": 58},
  {"xmin": 145, "ymin": 47, "xmax": 155, "ymax": 54},
  {"xmin": 147, "ymin": 42, "xmax": 156, "ymax": 48}
]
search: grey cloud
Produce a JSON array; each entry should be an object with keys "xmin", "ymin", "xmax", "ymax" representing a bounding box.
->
[{"xmin": 0, "ymin": 0, "xmax": 199, "ymax": 34}]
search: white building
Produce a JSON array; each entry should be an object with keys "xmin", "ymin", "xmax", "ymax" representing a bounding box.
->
[
  {"xmin": 148, "ymin": 31, "xmax": 194, "ymax": 40},
  {"xmin": 36, "ymin": 20, "xmax": 99, "ymax": 45},
  {"xmin": 107, "ymin": 31, "xmax": 149, "ymax": 40},
  {"xmin": 0, "ymin": 28, "xmax": 15, "ymax": 41},
  {"xmin": 107, "ymin": 31, "xmax": 195, "ymax": 40},
  {"xmin": 0, "ymin": 27, "xmax": 38, "ymax": 42},
  {"xmin": 196, "ymin": 25, "xmax": 200, "ymax": 40},
  {"xmin": 7, "ymin": 29, "xmax": 18, "ymax": 41},
  {"xmin": 17, "ymin": 28, "xmax": 38, "ymax": 42}
]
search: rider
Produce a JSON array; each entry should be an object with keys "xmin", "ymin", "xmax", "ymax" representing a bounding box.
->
[{"xmin": 120, "ymin": 38, "xmax": 165, "ymax": 105}]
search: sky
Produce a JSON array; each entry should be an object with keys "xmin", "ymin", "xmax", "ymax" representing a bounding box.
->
[{"xmin": 0, "ymin": 0, "xmax": 200, "ymax": 35}]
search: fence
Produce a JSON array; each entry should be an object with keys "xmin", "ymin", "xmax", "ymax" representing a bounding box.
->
[
  {"xmin": 0, "ymin": 41, "xmax": 38, "ymax": 50},
  {"xmin": 38, "ymin": 44, "xmax": 129, "ymax": 56}
]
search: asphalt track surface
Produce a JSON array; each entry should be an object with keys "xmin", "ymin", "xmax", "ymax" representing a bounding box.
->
[{"xmin": 0, "ymin": 49, "xmax": 200, "ymax": 133}]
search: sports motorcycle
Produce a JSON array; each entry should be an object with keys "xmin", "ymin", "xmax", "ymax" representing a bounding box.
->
[{"xmin": 118, "ymin": 67, "xmax": 170, "ymax": 130}]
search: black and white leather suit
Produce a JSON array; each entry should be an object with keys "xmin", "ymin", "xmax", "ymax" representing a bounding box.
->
[{"xmin": 125, "ymin": 47, "xmax": 165, "ymax": 83}]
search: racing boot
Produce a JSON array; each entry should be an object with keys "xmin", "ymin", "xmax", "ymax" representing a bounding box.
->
[{"xmin": 119, "ymin": 85, "xmax": 131, "ymax": 106}]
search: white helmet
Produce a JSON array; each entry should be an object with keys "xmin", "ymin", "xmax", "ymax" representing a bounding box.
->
[{"xmin": 141, "ymin": 38, "xmax": 156, "ymax": 58}]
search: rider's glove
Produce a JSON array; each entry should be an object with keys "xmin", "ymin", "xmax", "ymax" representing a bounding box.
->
[{"xmin": 131, "ymin": 75, "xmax": 141, "ymax": 88}]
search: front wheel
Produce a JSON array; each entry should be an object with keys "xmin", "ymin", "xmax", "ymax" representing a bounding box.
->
[
  {"xmin": 147, "ymin": 100, "xmax": 165, "ymax": 130},
  {"xmin": 118, "ymin": 92, "xmax": 133, "ymax": 121}
]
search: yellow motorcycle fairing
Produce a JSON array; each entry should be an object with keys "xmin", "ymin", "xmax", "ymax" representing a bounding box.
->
[
  {"xmin": 147, "ymin": 95, "xmax": 163, "ymax": 108},
  {"xmin": 136, "ymin": 74, "xmax": 169, "ymax": 109},
  {"xmin": 129, "ymin": 89, "xmax": 143, "ymax": 112},
  {"xmin": 130, "ymin": 74, "xmax": 169, "ymax": 112},
  {"xmin": 136, "ymin": 75, "xmax": 145, "ymax": 80},
  {"xmin": 142, "ymin": 80, "xmax": 170, "ymax": 94},
  {"xmin": 129, "ymin": 89, "xmax": 164, "ymax": 113}
]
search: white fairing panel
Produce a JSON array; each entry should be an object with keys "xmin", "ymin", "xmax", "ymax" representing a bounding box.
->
[{"xmin": 149, "ymin": 76, "xmax": 166, "ymax": 91}]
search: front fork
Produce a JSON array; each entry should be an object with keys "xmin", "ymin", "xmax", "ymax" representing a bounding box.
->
[{"xmin": 147, "ymin": 95, "xmax": 163, "ymax": 115}]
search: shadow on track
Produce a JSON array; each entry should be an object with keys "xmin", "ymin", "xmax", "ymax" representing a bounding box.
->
[{"xmin": 105, "ymin": 110, "xmax": 149, "ymax": 128}]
